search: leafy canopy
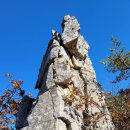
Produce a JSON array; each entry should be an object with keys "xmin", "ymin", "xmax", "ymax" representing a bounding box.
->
[{"xmin": 102, "ymin": 37, "xmax": 130, "ymax": 83}]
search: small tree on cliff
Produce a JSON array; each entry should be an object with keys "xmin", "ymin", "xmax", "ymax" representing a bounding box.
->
[{"xmin": 0, "ymin": 74, "xmax": 25, "ymax": 130}]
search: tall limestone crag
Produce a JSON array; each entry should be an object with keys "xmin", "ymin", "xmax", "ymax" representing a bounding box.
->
[{"xmin": 16, "ymin": 15, "xmax": 115, "ymax": 130}]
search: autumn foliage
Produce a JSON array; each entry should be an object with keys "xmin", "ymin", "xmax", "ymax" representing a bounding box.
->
[
  {"xmin": 106, "ymin": 88, "xmax": 130, "ymax": 130},
  {"xmin": 102, "ymin": 37, "xmax": 130, "ymax": 130},
  {"xmin": 0, "ymin": 74, "xmax": 25, "ymax": 130}
]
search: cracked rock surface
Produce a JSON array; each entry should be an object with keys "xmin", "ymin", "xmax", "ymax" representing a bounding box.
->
[{"xmin": 16, "ymin": 15, "xmax": 115, "ymax": 130}]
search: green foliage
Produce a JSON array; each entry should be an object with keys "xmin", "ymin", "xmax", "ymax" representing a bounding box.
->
[{"xmin": 101, "ymin": 37, "xmax": 130, "ymax": 83}]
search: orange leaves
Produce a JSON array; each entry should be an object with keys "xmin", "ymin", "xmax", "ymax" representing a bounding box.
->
[
  {"xmin": 10, "ymin": 80, "xmax": 23, "ymax": 89},
  {"xmin": 0, "ymin": 110, "xmax": 8, "ymax": 115},
  {"xmin": 90, "ymin": 100, "xmax": 100, "ymax": 108},
  {"xmin": 63, "ymin": 87, "xmax": 81, "ymax": 106},
  {"xmin": 63, "ymin": 86, "xmax": 102, "ymax": 111},
  {"xmin": 111, "ymin": 110, "xmax": 129, "ymax": 123},
  {"xmin": 73, "ymin": 87, "xmax": 81, "ymax": 95},
  {"xmin": 10, "ymin": 104, "xmax": 18, "ymax": 110},
  {"xmin": 0, "ymin": 74, "xmax": 25, "ymax": 129},
  {"xmin": 106, "ymin": 90, "xmax": 130, "ymax": 130},
  {"xmin": 83, "ymin": 112, "xmax": 107, "ymax": 129},
  {"xmin": 63, "ymin": 96, "xmax": 73, "ymax": 105}
]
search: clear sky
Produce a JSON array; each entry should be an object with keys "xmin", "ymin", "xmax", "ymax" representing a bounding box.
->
[{"xmin": 0, "ymin": 0, "xmax": 130, "ymax": 97}]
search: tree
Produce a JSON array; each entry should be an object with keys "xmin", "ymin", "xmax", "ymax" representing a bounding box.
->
[
  {"xmin": 106, "ymin": 88, "xmax": 130, "ymax": 130},
  {"xmin": 102, "ymin": 37, "xmax": 130, "ymax": 129},
  {"xmin": 0, "ymin": 74, "xmax": 25, "ymax": 130},
  {"xmin": 102, "ymin": 37, "xmax": 130, "ymax": 83}
]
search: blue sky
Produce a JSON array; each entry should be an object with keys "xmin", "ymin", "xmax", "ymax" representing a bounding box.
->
[{"xmin": 0, "ymin": 0, "xmax": 130, "ymax": 97}]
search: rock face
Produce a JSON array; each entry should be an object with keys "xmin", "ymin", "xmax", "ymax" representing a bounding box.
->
[{"xmin": 16, "ymin": 15, "xmax": 115, "ymax": 130}]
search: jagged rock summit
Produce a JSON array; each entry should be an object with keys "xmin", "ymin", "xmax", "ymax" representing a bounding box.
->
[{"xmin": 16, "ymin": 15, "xmax": 115, "ymax": 130}]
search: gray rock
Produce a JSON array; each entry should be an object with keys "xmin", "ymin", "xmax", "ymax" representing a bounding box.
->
[
  {"xmin": 72, "ymin": 56, "xmax": 83, "ymax": 69},
  {"xmin": 53, "ymin": 57, "xmax": 72, "ymax": 85},
  {"xmin": 62, "ymin": 15, "xmax": 80, "ymax": 47},
  {"xmin": 16, "ymin": 15, "xmax": 115, "ymax": 130},
  {"xmin": 46, "ymin": 63, "xmax": 55, "ymax": 89},
  {"xmin": 15, "ymin": 96, "xmax": 35, "ymax": 129}
]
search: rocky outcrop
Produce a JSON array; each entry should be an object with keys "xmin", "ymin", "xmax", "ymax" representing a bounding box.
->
[{"xmin": 16, "ymin": 15, "xmax": 115, "ymax": 130}]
